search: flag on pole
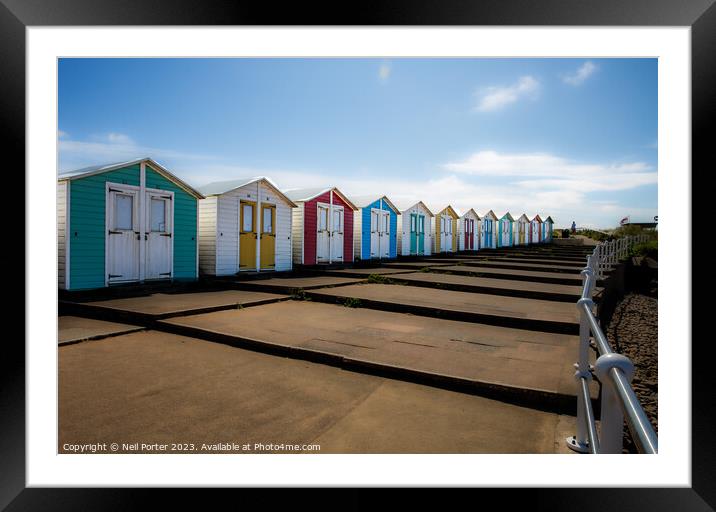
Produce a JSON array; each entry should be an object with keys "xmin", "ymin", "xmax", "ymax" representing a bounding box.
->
[{"xmin": 620, "ymin": 216, "xmax": 629, "ymax": 225}]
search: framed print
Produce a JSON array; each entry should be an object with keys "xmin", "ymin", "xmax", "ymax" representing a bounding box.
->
[{"xmin": 2, "ymin": 0, "xmax": 711, "ymax": 507}]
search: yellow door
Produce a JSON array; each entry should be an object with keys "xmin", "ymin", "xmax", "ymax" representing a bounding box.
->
[
  {"xmin": 260, "ymin": 204, "xmax": 276, "ymax": 269},
  {"xmin": 451, "ymin": 218, "xmax": 457, "ymax": 252},
  {"xmin": 435, "ymin": 215, "xmax": 441, "ymax": 253},
  {"xmin": 239, "ymin": 200, "xmax": 257, "ymax": 270}
]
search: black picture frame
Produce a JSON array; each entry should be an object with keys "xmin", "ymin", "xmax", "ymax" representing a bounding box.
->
[{"xmin": 2, "ymin": 0, "xmax": 710, "ymax": 507}]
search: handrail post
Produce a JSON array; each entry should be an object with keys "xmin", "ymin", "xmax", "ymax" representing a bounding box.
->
[
  {"xmin": 593, "ymin": 353, "xmax": 635, "ymax": 453},
  {"xmin": 566, "ymin": 262, "xmax": 595, "ymax": 453}
]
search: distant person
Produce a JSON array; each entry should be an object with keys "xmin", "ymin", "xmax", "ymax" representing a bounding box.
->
[{"xmin": 571, "ymin": 221, "xmax": 576, "ymax": 234}]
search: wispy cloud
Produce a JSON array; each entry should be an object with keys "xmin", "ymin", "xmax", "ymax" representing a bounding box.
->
[
  {"xmin": 58, "ymin": 130, "xmax": 69, "ymax": 139},
  {"xmin": 378, "ymin": 61, "xmax": 391, "ymax": 83},
  {"xmin": 58, "ymin": 132, "xmax": 214, "ymax": 172},
  {"xmin": 562, "ymin": 61, "xmax": 597, "ymax": 86},
  {"xmin": 474, "ymin": 76, "xmax": 540, "ymax": 112}
]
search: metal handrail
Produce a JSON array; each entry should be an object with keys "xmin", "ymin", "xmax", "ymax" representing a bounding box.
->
[{"xmin": 566, "ymin": 234, "xmax": 658, "ymax": 454}]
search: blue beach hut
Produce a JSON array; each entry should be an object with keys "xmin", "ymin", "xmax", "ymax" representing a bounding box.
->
[{"xmin": 350, "ymin": 195, "xmax": 400, "ymax": 261}]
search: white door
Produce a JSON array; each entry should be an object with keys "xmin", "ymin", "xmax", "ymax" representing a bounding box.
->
[
  {"xmin": 379, "ymin": 210, "xmax": 390, "ymax": 258},
  {"xmin": 107, "ymin": 186, "xmax": 140, "ymax": 284},
  {"xmin": 370, "ymin": 209, "xmax": 380, "ymax": 258},
  {"xmin": 442, "ymin": 215, "xmax": 452, "ymax": 252},
  {"xmin": 145, "ymin": 191, "xmax": 173, "ymax": 280},
  {"xmin": 317, "ymin": 204, "xmax": 330, "ymax": 262},
  {"xmin": 330, "ymin": 205, "xmax": 344, "ymax": 261}
]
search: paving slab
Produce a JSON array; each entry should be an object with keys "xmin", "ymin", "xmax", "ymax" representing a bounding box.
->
[
  {"xmin": 385, "ymin": 272, "xmax": 591, "ymax": 302},
  {"xmin": 58, "ymin": 316, "xmax": 144, "ymax": 346},
  {"xmin": 161, "ymin": 301, "xmax": 594, "ymax": 408},
  {"xmin": 59, "ymin": 329, "xmax": 577, "ymax": 453},
  {"xmin": 305, "ymin": 283, "xmax": 579, "ymax": 334},
  {"xmin": 63, "ymin": 290, "xmax": 289, "ymax": 322},
  {"xmin": 323, "ymin": 267, "xmax": 417, "ymax": 277},
  {"xmin": 432, "ymin": 265, "xmax": 584, "ymax": 286},
  {"xmin": 232, "ymin": 275, "xmax": 364, "ymax": 294}
]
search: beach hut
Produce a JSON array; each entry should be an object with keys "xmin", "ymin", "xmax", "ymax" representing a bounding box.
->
[
  {"xmin": 350, "ymin": 195, "xmax": 399, "ymax": 261},
  {"xmin": 431, "ymin": 205, "xmax": 460, "ymax": 254},
  {"xmin": 481, "ymin": 210, "xmax": 498, "ymax": 249},
  {"xmin": 458, "ymin": 208, "xmax": 481, "ymax": 252},
  {"xmin": 543, "ymin": 216, "xmax": 554, "ymax": 242},
  {"xmin": 498, "ymin": 212, "xmax": 515, "ymax": 248},
  {"xmin": 57, "ymin": 157, "xmax": 203, "ymax": 290},
  {"xmin": 395, "ymin": 200, "xmax": 434, "ymax": 256},
  {"xmin": 530, "ymin": 214, "xmax": 543, "ymax": 244},
  {"xmin": 515, "ymin": 214, "xmax": 530, "ymax": 245},
  {"xmin": 284, "ymin": 187, "xmax": 358, "ymax": 266},
  {"xmin": 196, "ymin": 177, "xmax": 297, "ymax": 275}
]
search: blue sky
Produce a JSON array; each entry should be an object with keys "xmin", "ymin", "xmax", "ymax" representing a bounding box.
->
[{"xmin": 58, "ymin": 58, "xmax": 657, "ymax": 228}]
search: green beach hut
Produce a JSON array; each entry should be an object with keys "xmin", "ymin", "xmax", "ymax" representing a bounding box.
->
[{"xmin": 57, "ymin": 157, "xmax": 204, "ymax": 290}]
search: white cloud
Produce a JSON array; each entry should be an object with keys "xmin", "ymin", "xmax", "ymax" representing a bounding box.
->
[
  {"xmin": 378, "ymin": 62, "xmax": 391, "ymax": 82},
  {"xmin": 475, "ymin": 76, "xmax": 539, "ymax": 112},
  {"xmin": 58, "ymin": 130, "xmax": 68, "ymax": 139},
  {"xmin": 563, "ymin": 61, "xmax": 597, "ymax": 86},
  {"xmin": 186, "ymin": 165, "xmax": 653, "ymax": 230},
  {"xmin": 102, "ymin": 132, "xmax": 134, "ymax": 145},
  {"xmin": 442, "ymin": 150, "xmax": 655, "ymax": 192},
  {"xmin": 438, "ymin": 149, "xmax": 656, "ymax": 227}
]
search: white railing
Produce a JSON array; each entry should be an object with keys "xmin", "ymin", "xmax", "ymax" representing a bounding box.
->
[{"xmin": 566, "ymin": 234, "xmax": 657, "ymax": 454}]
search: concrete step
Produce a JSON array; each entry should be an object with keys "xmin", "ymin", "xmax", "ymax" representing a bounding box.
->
[
  {"xmin": 455, "ymin": 260, "xmax": 584, "ymax": 275},
  {"xmin": 304, "ymin": 283, "xmax": 580, "ymax": 335},
  {"xmin": 480, "ymin": 257, "xmax": 585, "ymax": 268},
  {"xmin": 159, "ymin": 301, "xmax": 597, "ymax": 414},
  {"xmin": 449, "ymin": 252, "xmax": 589, "ymax": 263},
  {"xmin": 383, "ymin": 271, "xmax": 598, "ymax": 303},
  {"xmin": 59, "ymin": 290, "xmax": 290, "ymax": 325},
  {"xmin": 479, "ymin": 249, "xmax": 592, "ymax": 258},
  {"xmin": 381, "ymin": 261, "xmax": 455, "ymax": 270},
  {"xmin": 58, "ymin": 316, "xmax": 145, "ymax": 346},
  {"xmin": 430, "ymin": 265, "xmax": 586, "ymax": 287},
  {"xmin": 322, "ymin": 267, "xmax": 417, "ymax": 278},
  {"xmin": 231, "ymin": 276, "xmax": 366, "ymax": 294}
]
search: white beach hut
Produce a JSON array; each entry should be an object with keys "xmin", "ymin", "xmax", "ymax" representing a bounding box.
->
[{"xmin": 197, "ymin": 177, "xmax": 296, "ymax": 274}]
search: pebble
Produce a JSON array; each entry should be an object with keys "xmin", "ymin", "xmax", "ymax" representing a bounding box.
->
[{"xmin": 605, "ymin": 293, "xmax": 658, "ymax": 453}]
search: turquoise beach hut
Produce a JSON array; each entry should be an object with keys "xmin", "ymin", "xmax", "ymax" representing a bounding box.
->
[
  {"xmin": 498, "ymin": 212, "xmax": 515, "ymax": 248},
  {"xmin": 543, "ymin": 216, "xmax": 554, "ymax": 242},
  {"xmin": 57, "ymin": 157, "xmax": 204, "ymax": 290}
]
